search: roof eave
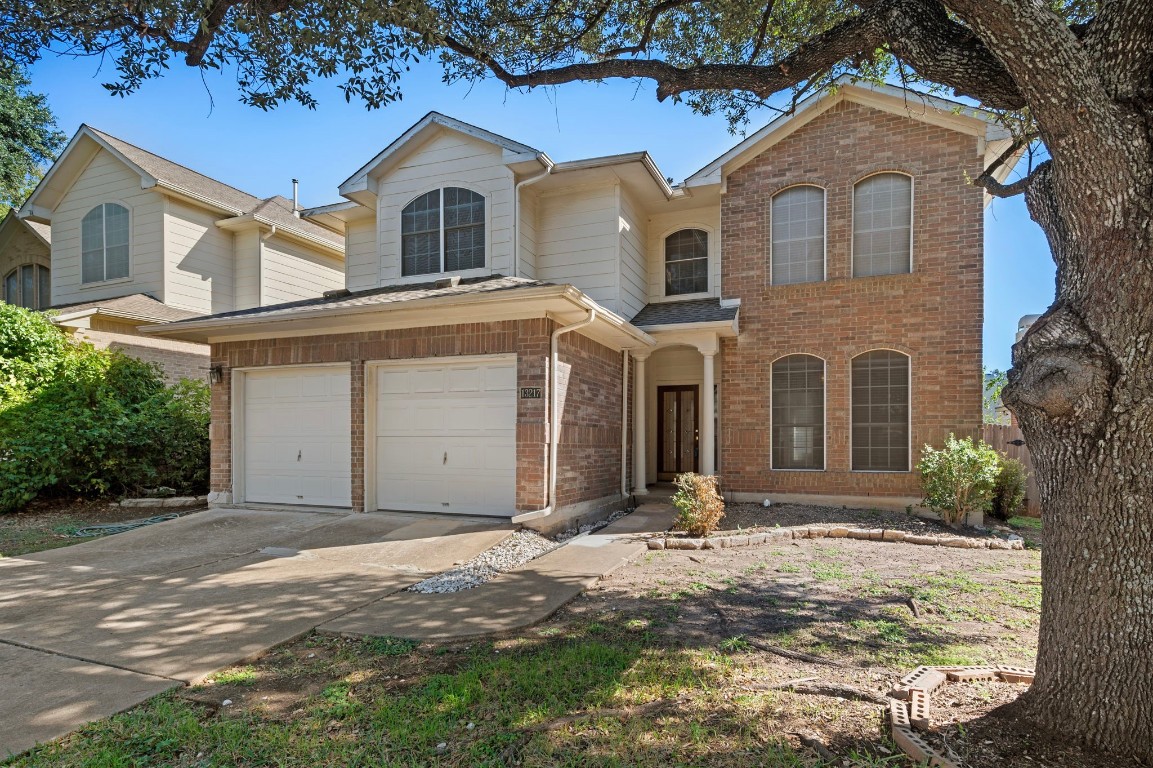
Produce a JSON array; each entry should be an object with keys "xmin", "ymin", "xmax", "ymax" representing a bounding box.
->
[{"xmin": 638, "ymin": 317, "xmax": 739, "ymax": 336}]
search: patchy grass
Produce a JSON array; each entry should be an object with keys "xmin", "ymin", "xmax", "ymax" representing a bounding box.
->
[
  {"xmin": 0, "ymin": 499, "xmax": 202, "ymax": 558},
  {"xmin": 1007, "ymin": 516, "xmax": 1041, "ymax": 530}
]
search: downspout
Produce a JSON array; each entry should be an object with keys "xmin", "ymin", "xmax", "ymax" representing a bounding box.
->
[
  {"xmin": 512, "ymin": 308, "xmax": 597, "ymax": 523},
  {"xmin": 511, "ymin": 162, "xmax": 552, "ymax": 278},
  {"xmin": 621, "ymin": 350, "xmax": 629, "ymax": 499}
]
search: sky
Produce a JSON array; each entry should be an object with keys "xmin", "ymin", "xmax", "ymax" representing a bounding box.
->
[{"xmin": 29, "ymin": 53, "xmax": 1055, "ymax": 371}]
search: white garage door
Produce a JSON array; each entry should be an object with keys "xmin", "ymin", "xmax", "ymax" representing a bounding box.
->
[
  {"xmin": 375, "ymin": 356, "xmax": 517, "ymax": 516},
  {"xmin": 243, "ymin": 366, "xmax": 351, "ymax": 507}
]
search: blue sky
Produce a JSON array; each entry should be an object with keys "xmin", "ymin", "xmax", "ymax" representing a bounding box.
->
[{"xmin": 30, "ymin": 54, "xmax": 1054, "ymax": 370}]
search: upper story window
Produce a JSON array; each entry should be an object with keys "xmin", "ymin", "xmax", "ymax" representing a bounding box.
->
[
  {"xmin": 401, "ymin": 187, "xmax": 485, "ymax": 277},
  {"xmin": 771, "ymin": 185, "xmax": 825, "ymax": 285},
  {"xmin": 851, "ymin": 350, "xmax": 910, "ymax": 471},
  {"xmin": 853, "ymin": 173, "xmax": 912, "ymax": 277},
  {"xmin": 3, "ymin": 264, "xmax": 50, "ymax": 309},
  {"xmin": 771, "ymin": 354, "xmax": 825, "ymax": 470},
  {"xmin": 664, "ymin": 228, "xmax": 708, "ymax": 296},
  {"xmin": 81, "ymin": 203, "xmax": 130, "ymax": 284}
]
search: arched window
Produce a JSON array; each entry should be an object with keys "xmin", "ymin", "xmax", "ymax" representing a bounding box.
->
[
  {"xmin": 851, "ymin": 350, "xmax": 910, "ymax": 471},
  {"xmin": 853, "ymin": 173, "xmax": 912, "ymax": 277},
  {"xmin": 401, "ymin": 187, "xmax": 485, "ymax": 276},
  {"xmin": 664, "ymin": 228, "xmax": 708, "ymax": 295},
  {"xmin": 771, "ymin": 186, "xmax": 825, "ymax": 285},
  {"xmin": 771, "ymin": 354, "xmax": 825, "ymax": 470},
  {"xmin": 3, "ymin": 264, "xmax": 50, "ymax": 309},
  {"xmin": 81, "ymin": 203, "xmax": 130, "ymax": 284}
]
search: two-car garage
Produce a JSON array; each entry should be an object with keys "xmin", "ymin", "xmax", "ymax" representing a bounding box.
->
[{"xmin": 238, "ymin": 356, "xmax": 518, "ymax": 517}]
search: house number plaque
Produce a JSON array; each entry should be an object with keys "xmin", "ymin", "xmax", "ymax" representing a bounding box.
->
[{"xmin": 520, "ymin": 387, "xmax": 543, "ymax": 399}]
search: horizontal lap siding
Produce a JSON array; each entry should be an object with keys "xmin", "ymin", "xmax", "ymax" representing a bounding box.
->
[
  {"xmin": 537, "ymin": 185, "xmax": 619, "ymax": 312},
  {"xmin": 645, "ymin": 207, "xmax": 722, "ymax": 303},
  {"xmin": 618, "ymin": 189, "xmax": 648, "ymax": 320},
  {"xmin": 164, "ymin": 200, "xmax": 235, "ymax": 314},
  {"xmin": 260, "ymin": 234, "xmax": 344, "ymax": 304},
  {"xmin": 719, "ymin": 100, "xmax": 983, "ymax": 498},
  {"xmin": 344, "ymin": 218, "xmax": 378, "ymax": 293}
]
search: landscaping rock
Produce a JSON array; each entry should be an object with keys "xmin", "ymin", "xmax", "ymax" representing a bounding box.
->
[
  {"xmin": 882, "ymin": 529, "xmax": 906, "ymax": 542},
  {"xmin": 848, "ymin": 529, "xmax": 871, "ymax": 540},
  {"xmin": 905, "ymin": 534, "xmax": 939, "ymax": 546},
  {"xmin": 807, "ymin": 526, "xmax": 829, "ymax": 538},
  {"xmin": 647, "ymin": 539, "xmax": 665, "ymax": 550},
  {"xmin": 827, "ymin": 527, "xmax": 849, "ymax": 538}
]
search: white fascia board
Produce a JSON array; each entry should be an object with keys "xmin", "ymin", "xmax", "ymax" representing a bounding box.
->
[
  {"xmin": 638, "ymin": 317, "xmax": 739, "ymax": 337},
  {"xmin": 52, "ymin": 307, "xmax": 172, "ymax": 328}
]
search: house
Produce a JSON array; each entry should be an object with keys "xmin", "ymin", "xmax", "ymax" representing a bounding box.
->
[
  {"xmin": 147, "ymin": 80, "xmax": 1014, "ymax": 531},
  {"xmin": 8, "ymin": 126, "xmax": 347, "ymax": 381}
]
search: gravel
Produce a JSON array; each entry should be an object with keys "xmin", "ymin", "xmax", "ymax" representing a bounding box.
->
[{"xmin": 407, "ymin": 508, "xmax": 632, "ymax": 594}]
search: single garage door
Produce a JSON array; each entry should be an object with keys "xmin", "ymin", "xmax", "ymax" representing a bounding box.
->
[
  {"xmin": 375, "ymin": 356, "xmax": 516, "ymax": 516},
  {"xmin": 243, "ymin": 366, "xmax": 351, "ymax": 507}
]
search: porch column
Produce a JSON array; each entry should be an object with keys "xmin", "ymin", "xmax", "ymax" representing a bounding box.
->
[
  {"xmin": 633, "ymin": 352, "xmax": 649, "ymax": 495},
  {"xmin": 701, "ymin": 351, "xmax": 716, "ymax": 476}
]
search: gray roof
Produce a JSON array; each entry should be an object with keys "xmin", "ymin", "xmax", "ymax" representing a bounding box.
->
[
  {"xmin": 22, "ymin": 218, "xmax": 50, "ymax": 245},
  {"xmin": 50, "ymin": 293, "xmax": 204, "ymax": 323},
  {"xmin": 87, "ymin": 128, "xmax": 342, "ymax": 248},
  {"xmin": 631, "ymin": 298, "xmax": 738, "ymax": 327},
  {"xmin": 163, "ymin": 275, "xmax": 551, "ymax": 325}
]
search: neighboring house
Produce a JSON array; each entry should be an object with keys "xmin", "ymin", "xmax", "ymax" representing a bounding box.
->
[
  {"xmin": 149, "ymin": 80, "xmax": 1015, "ymax": 531},
  {"xmin": 0, "ymin": 211, "xmax": 52, "ymax": 310},
  {"xmin": 8, "ymin": 126, "xmax": 347, "ymax": 381}
]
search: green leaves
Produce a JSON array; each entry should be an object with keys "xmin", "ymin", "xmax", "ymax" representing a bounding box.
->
[
  {"xmin": 916, "ymin": 434, "xmax": 1001, "ymax": 527},
  {"xmin": 0, "ymin": 62, "xmax": 64, "ymax": 215}
]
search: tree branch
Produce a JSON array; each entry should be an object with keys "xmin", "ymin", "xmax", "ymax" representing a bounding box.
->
[
  {"xmin": 603, "ymin": 0, "xmax": 698, "ymax": 58},
  {"xmin": 977, "ymin": 158, "xmax": 1049, "ymax": 199}
]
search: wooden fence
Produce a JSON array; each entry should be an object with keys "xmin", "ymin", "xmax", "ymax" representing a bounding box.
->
[{"xmin": 981, "ymin": 423, "xmax": 1041, "ymax": 517}]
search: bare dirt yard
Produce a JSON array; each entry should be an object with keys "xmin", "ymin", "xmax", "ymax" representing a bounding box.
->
[
  {"xmin": 0, "ymin": 497, "xmax": 204, "ymax": 557},
  {"xmin": 5, "ymin": 505, "xmax": 1128, "ymax": 768}
]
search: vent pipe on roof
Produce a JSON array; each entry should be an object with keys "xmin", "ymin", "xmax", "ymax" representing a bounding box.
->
[{"xmin": 292, "ymin": 179, "xmax": 300, "ymax": 217}]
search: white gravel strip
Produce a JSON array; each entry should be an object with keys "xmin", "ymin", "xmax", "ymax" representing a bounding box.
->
[{"xmin": 407, "ymin": 508, "xmax": 633, "ymax": 594}]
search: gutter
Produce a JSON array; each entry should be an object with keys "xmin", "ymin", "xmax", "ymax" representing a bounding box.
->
[
  {"xmin": 511, "ymin": 308, "xmax": 597, "ymax": 524},
  {"xmin": 512, "ymin": 159, "xmax": 553, "ymax": 278}
]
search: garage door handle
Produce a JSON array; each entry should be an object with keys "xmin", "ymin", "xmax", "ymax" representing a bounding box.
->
[
  {"xmin": 297, "ymin": 450, "xmax": 302, "ymax": 462},
  {"xmin": 443, "ymin": 451, "xmax": 448, "ymax": 465}
]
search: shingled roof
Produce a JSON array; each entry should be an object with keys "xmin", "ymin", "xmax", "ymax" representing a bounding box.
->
[
  {"xmin": 630, "ymin": 298, "xmax": 739, "ymax": 328},
  {"xmin": 50, "ymin": 293, "xmax": 204, "ymax": 324}
]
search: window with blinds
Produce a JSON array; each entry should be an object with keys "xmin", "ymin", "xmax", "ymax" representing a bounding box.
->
[
  {"xmin": 401, "ymin": 187, "xmax": 486, "ymax": 276},
  {"xmin": 81, "ymin": 203, "xmax": 130, "ymax": 284},
  {"xmin": 771, "ymin": 185, "xmax": 825, "ymax": 285},
  {"xmin": 851, "ymin": 350, "xmax": 910, "ymax": 471},
  {"xmin": 664, "ymin": 228, "xmax": 709, "ymax": 295},
  {"xmin": 771, "ymin": 354, "xmax": 825, "ymax": 470},
  {"xmin": 853, "ymin": 173, "xmax": 912, "ymax": 277}
]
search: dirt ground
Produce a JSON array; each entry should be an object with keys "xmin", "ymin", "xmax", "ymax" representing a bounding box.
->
[{"xmin": 0, "ymin": 497, "xmax": 205, "ymax": 557}]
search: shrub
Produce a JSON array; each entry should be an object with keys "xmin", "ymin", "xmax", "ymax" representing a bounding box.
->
[
  {"xmin": 917, "ymin": 434, "xmax": 1000, "ymax": 527},
  {"xmin": 0, "ymin": 302, "xmax": 71, "ymax": 401},
  {"xmin": 671, "ymin": 472, "xmax": 725, "ymax": 536},
  {"xmin": 989, "ymin": 456, "xmax": 1028, "ymax": 521},
  {"xmin": 0, "ymin": 305, "xmax": 209, "ymax": 513}
]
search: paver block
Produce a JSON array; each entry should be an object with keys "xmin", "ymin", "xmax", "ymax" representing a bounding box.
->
[
  {"xmin": 848, "ymin": 529, "xmax": 871, "ymax": 540},
  {"xmin": 866, "ymin": 529, "xmax": 885, "ymax": 540},
  {"xmin": 996, "ymin": 666, "xmax": 1035, "ymax": 684},
  {"xmin": 905, "ymin": 534, "xmax": 940, "ymax": 546},
  {"xmin": 748, "ymin": 533, "xmax": 768, "ymax": 545},
  {"xmin": 909, "ymin": 688, "xmax": 931, "ymax": 729},
  {"xmin": 666, "ymin": 538, "xmax": 702, "ymax": 550},
  {"xmin": 941, "ymin": 537, "xmax": 973, "ymax": 548},
  {"xmin": 887, "ymin": 687, "xmax": 911, "ymax": 701},
  {"xmin": 728, "ymin": 535, "xmax": 750, "ymax": 547},
  {"xmin": 989, "ymin": 539, "xmax": 1013, "ymax": 550},
  {"xmin": 946, "ymin": 667, "xmax": 997, "ymax": 682},
  {"xmin": 901, "ymin": 666, "xmax": 947, "ymax": 693},
  {"xmin": 701, "ymin": 538, "xmax": 719, "ymax": 550},
  {"xmin": 882, "ymin": 529, "xmax": 906, "ymax": 542},
  {"xmin": 892, "ymin": 725, "xmax": 936, "ymax": 765},
  {"xmin": 827, "ymin": 527, "xmax": 849, "ymax": 538},
  {"xmin": 807, "ymin": 527, "xmax": 829, "ymax": 538},
  {"xmin": 647, "ymin": 539, "xmax": 665, "ymax": 550},
  {"xmin": 889, "ymin": 698, "xmax": 911, "ymax": 727}
]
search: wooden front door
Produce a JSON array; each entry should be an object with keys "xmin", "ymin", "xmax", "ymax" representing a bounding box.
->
[{"xmin": 657, "ymin": 385, "xmax": 699, "ymax": 481}]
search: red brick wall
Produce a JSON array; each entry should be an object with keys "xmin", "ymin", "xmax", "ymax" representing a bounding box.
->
[
  {"xmin": 719, "ymin": 100, "xmax": 984, "ymax": 497},
  {"xmin": 209, "ymin": 319, "xmax": 626, "ymax": 514},
  {"xmin": 555, "ymin": 331, "xmax": 626, "ymax": 508}
]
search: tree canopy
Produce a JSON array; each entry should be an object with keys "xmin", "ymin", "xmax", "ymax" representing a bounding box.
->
[{"xmin": 0, "ymin": 62, "xmax": 64, "ymax": 215}]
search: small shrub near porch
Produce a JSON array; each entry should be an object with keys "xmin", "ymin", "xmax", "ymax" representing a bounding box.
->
[
  {"xmin": 917, "ymin": 434, "xmax": 1000, "ymax": 527},
  {"xmin": 671, "ymin": 473, "xmax": 725, "ymax": 536}
]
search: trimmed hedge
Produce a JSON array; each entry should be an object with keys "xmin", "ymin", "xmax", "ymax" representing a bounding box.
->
[{"xmin": 0, "ymin": 303, "xmax": 209, "ymax": 512}]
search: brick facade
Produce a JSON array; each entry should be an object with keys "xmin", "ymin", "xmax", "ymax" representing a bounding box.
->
[
  {"xmin": 718, "ymin": 100, "xmax": 984, "ymax": 498},
  {"xmin": 72, "ymin": 319, "xmax": 210, "ymax": 384},
  {"xmin": 209, "ymin": 318, "xmax": 626, "ymax": 515}
]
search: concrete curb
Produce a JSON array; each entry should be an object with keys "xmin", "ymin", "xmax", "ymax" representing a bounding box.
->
[{"xmin": 647, "ymin": 525, "xmax": 1025, "ymax": 551}]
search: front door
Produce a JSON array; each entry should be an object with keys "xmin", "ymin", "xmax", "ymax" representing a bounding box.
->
[{"xmin": 657, "ymin": 385, "xmax": 699, "ymax": 481}]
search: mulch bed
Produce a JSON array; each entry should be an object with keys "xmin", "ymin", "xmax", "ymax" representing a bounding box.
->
[{"xmin": 713, "ymin": 502, "xmax": 992, "ymax": 538}]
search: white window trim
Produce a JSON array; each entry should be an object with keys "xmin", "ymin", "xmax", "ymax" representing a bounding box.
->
[
  {"xmin": 768, "ymin": 184, "xmax": 827, "ymax": 287},
  {"xmin": 80, "ymin": 201, "xmax": 133, "ymax": 286},
  {"xmin": 769, "ymin": 353, "xmax": 827, "ymax": 472},
  {"xmin": 397, "ymin": 185, "xmax": 490, "ymax": 280},
  {"xmin": 659, "ymin": 224, "xmax": 715, "ymax": 300},
  {"xmin": 848, "ymin": 349, "xmax": 913, "ymax": 473},
  {"xmin": 850, "ymin": 172, "xmax": 915, "ymax": 279}
]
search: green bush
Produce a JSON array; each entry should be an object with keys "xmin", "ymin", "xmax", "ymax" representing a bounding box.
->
[
  {"xmin": 671, "ymin": 472, "xmax": 725, "ymax": 536},
  {"xmin": 989, "ymin": 456, "xmax": 1028, "ymax": 521},
  {"xmin": 917, "ymin": 434, "xmax": 1000, "ymax": 527},
  {"xmin": 0, "ymin": 305, "xmax": 209, "ymax": 512},
  {"xmin": 0, "ymin": 302, "xmax": 71, "ymax": 400}
]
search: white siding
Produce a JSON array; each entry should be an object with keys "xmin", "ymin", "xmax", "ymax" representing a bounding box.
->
[
  {"xmin": 50, "ymin": 149, "xmax": 164, "ymax": 306},
  {"xmin": 646, "ymin": 206, "xmax": 722, "ymax": 302},
  {"xmin": 517, "ymin": 187, "xmax": 539, "ymax": 280},
  {"xmin": 618, "ymin": 188, "xmax": 648, "ymax": 320},
  {"xmin": 164, "ymin": 199, "xmax": 236, "ymax": 314},
  {"xmin": 537, "ymin": 184, "xmax": 620, "ymax": 312},
  {"xmin": 234, "ymin": 229, "xmax": 260, "ymax": 310},
  {"xmin": 344, "ymin": 217, "xmax": 378, "ymax": 293},
  {"xmin": 261, "ymin": 234, "xmax": 344, "ymax": 303},
  {"xmin": 376, "ymin": 131, "xmax": 515, "ymax": 284}
]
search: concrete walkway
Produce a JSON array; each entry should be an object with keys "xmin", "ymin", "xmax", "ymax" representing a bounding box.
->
[
  {"xmin": 320, "ymin": 503, "xmax": 675, "ymax": 640},
  {"xmin": 0, "ymin": 508, "xmax": 512, "ymax": 759}
]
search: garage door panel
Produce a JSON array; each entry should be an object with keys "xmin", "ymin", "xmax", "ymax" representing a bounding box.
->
[
  {"xmin": 243, "ymin": 368, "xmax": 351, "ymax": 508},
  {"xmin": 374, "ymin": 357, "xmax": 516, "ymax": 516}
]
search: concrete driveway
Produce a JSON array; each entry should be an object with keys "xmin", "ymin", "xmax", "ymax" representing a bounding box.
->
[{"xmin": 0, "ymin": 508, "xmax": 512, "ymax": 759}]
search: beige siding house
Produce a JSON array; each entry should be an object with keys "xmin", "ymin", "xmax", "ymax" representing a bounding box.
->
[
  {"xmin": 150, "ymin": 82, "xmax": 1018, "ymax": 532},
  {"xmin": 12, "ymin": 126, "xmax": 347, "ymax": 381}
]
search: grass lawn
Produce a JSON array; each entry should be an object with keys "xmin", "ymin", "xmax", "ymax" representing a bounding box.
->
[
  {"xmin": 0, "ymin": 499, "xmax": 205, "ymax": 558},
  {"xmin": 8, "ymin": 508, "xmax": 1120, "ymax": 767}
]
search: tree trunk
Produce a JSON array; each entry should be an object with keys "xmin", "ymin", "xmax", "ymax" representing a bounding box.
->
[{"xmin": 1002, "ymin": 157, "xmax": 1153, "ymax": 760}]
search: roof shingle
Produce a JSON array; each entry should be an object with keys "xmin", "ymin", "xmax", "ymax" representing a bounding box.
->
[
  {"xmin": 630, "ymin": 298, "xmax": 738, "ymax": 327},
  {"xmin": 50, "ymin": 293, "xmax": 204, "ymax": 323}
]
